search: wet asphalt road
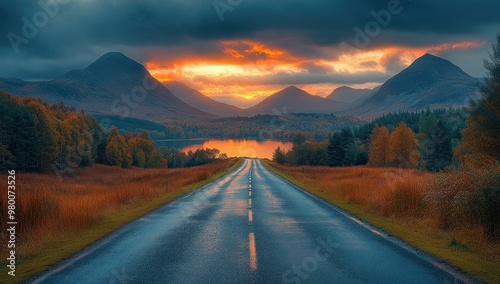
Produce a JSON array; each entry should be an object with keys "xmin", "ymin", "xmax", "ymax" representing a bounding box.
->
[{"xmin": 32, "ymin": 159, "xmax": 473, "ymax": 284}]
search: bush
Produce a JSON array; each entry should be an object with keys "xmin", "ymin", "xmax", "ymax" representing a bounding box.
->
[
  {"xmin": 426, "ymin": 166, "xmax": 500, "ymax": 240},
  {"xmin": 481, "ymin": 185, "xmax": 500, "ymax": 241}
]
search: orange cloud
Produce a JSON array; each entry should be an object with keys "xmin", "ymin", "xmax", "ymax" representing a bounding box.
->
[
  {"xmin": 242, "ymin": 41, "xmax": 285, "ymax": 58},
  {"xmin": 224, "ymin": 48, "xmax": 245, "ymax": 59},
  {"xmin": 145, "ymin": 40, "xmax": 485, "ymax": 108}
]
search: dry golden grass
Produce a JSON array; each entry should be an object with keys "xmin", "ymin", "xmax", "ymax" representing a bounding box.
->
[
  {"xmin": 0, "ymin": 159, "xmax": 239, "ymax": 260},
  {"xmin": 265, "ymin": 161, "xmax": 500, "ymax": 283},
  {"xmin": 270, "ymin": 164, "xmax": 430, "ymax": 217}
]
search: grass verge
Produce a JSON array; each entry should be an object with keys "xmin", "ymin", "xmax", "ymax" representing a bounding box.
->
[
  {"xmin": 0, "ymin": 158, "xmax": 242, "ymax": 283},
  {"xmin": 263, "ymin": 160, "xmax": 500, "ymax": 284}
]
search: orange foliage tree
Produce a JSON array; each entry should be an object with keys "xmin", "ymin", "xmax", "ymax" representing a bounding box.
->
[
  {"xmin": 368, "ymin": 125, "xmax": 390, "ymax": 167},
  {"xmin": 387, "ymin": 122, "xmax": 420, "ymax": 169}
]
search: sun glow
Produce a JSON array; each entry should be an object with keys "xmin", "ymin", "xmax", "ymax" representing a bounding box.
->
[{"xmin": 145, "ymin": 40, "xmax": 485, "ymax": 107}]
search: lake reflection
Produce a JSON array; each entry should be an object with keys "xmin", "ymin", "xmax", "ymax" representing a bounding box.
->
[{"xmin": 155, "ymin": 139, "xmax": 293, "ymax": 159}]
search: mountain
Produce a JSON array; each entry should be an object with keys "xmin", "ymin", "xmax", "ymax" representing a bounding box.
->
[
  {"xmin": 351, "ymin": 53, "xmax": 480, "ymax": 117},
  {"xmin": 164, "ymin": 81, "xmax": 243, "ymax": 117},
  {"xmin": 326, "ymin": 86, "xmax": 373, "ymax": 103},
  {"xmin": 0, "ymin": 52, "xmax": 216, "ymax": 122},
  {"xmin": 243, "ymin": 86, "xmax": 348, "ymax": 116}
]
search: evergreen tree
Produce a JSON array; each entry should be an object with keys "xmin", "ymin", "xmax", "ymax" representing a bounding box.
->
[
  {"xmin": 459, "ymin": 33, "xmax": 500, "ymax": 167},
  {"xmin": 345, "ymin": 138, "xmax": 368, "ymax": 166},
  {"xmin": 339, "ymin": 127, "xmax": 354, "ymax": 166},
  {"xmin": 327, "ymin": 133, "xmax": 344, "ymax": 167},
  {"xmin": 273, "ymin": 147, "xmax": 286, "ymax": 164},
  {"xmin": 430, "ymin": 119, "xmax": 453, "ymax": 171},
  {"xmin": 0, "ymin": 93, "xmax": 38, "ymax": 170},
  {"xmin": 292, "ymin": 133, "xmax": 307, "ymax": 165}
]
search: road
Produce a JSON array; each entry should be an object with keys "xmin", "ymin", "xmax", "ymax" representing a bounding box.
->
[{"xmin": 32, "ymin": 159, "xmax": 473, "ymax": 284}]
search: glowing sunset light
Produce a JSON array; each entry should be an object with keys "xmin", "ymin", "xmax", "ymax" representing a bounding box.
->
[
  {"xmin": 144, "ymin": 40, "xmax": 486, "ymax": 108},
  {"xmin": 180, "ymin": 139, "xmax": 293, "ymax": 159}
]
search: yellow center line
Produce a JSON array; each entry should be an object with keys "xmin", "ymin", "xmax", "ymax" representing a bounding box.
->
[
  {"xmin": 248, "ymin": 210, "xmax": 253, "ymax": 222},
  {"xmin": 249, "ymin": 232, "xmax": 257, "ymax": 270}
]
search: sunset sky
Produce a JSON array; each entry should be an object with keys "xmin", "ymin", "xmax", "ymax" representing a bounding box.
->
[{"xmin": 1, "ymin": 0, "xmax": 499, "ymax": 108}]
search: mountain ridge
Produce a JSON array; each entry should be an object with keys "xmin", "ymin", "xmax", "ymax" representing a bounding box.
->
[
  {"xmin": 164, "ymin": 81, "xmax": 243, "ymax": 117},
  {"xmin": 346, "ymin": 53, "xmax": 480, "ymax": 117},
  {"xmin": 0, "ymin": 52, "xmax": 482, "ymax": 120},
  {"xmin": 0, "ymin": 52, "xmax": 217, "ymax": 122},
  {"xmin": 242, "ymin": 86, "xmax": 348, "ymax": 116}
]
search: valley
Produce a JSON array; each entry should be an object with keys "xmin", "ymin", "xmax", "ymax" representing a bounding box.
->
[{"xmin": 1, "ymin": 3, "xmax": 499, "ymax": 282}]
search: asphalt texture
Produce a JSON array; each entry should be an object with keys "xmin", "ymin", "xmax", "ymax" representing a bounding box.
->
[{"xmin": 30, "ymin": 159, "xmax": 475, "ymax": 284}]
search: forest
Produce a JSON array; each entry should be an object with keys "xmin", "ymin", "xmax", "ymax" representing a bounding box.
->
[
  {"xmin": 0, "ymin": 93, "xmax": 226, "ymax": 173},
  {"xmin": 272, "ymin": 108, "xmax": 465, "ymax": 172},
  {"xmin": 94, "ymin": 113, "xmax": 365, "ymax": 141}
]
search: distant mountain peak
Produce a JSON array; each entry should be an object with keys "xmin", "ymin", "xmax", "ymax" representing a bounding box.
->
[
  {"xmin": 420, "ymin": 53, "xmax": 438, "ymax": 59},
  {"xmin": 407, "ymin": 53, "xmax": 467, "ymax": 75},
  {"xmin": 352, "ymin": 53, "xmax": 479, "ymax": 117},
  {"xmin": 85, "ymin": 52, "xmax": 146, "ymax": 77},
  {"xmin": 276, "ymin": 86, "xmax": 310, "ymax": 97},
  {"xmin": 94, "ymin": 52, "xmax": 139, "ymax": 64},
  {"xmin": 283, "ymin": 85, "xmax": 301, "ymax": 91},
  {"xmin": 327, "ymin": 86, "xmax": 373, "ymax": 103}
]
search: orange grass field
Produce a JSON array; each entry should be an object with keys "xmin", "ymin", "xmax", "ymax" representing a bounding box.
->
[
  {"xmin": 264, "ymin": 161, "xmax": 500, "ymax": 283},
  {"xmin": 0, "ymin": 158, "xmax": 240, "ymax": 281}
]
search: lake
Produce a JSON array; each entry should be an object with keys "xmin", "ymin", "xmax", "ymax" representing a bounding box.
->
[{"xmin": 154, "ymin": 139, "xmax": 293, "ymax": 159}]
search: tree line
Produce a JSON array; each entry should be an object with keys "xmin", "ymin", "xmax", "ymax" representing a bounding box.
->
[
  {"xmin": 273, "ymin": 110, "xmax": 457, "ymax": 171},
  {"xmin": 94, "ymin": 113, "xmax": 365, "ymax": 141},
  {"xmin": 0, "ymin": 93, "xmax": 225, "ymax": 173}
]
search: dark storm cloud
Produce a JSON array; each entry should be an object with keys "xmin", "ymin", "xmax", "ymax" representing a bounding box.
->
[{"xmin": 0, "ymin": 0, "xmax": 498, "ymax": 80}]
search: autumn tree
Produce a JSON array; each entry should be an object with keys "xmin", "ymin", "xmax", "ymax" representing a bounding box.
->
[
  {"xmin": 387, "ymin": 122, "xmax": 420, "ymax": 168},
  {"xmin": 23, "ymin": 97, "xmax": 61, "ymax": 171},
  {"xmin": 368, "ymin": 125, "xmax": 390, "ymax": 167},
  {"xmin": 106, "ymin": 126, "xmax": 132, "ymax": 168},
  {"xmin": 459, "ymin": 33, "xmax": 500, "ymax": 168},
  {"xmin": 64, "ymin": 114, "xmax": 94, "ymax": 167}
]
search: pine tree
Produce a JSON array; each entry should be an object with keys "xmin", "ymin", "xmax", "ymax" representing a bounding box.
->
[
  {"xmin": 339, "ymin": 127, "xmax": 354, "ymax": 166},
  {"xmin": 459, "ymin": 33, "xmax": 500, "ymax": 167},
  {"xmin": 387, "ymin": 122, "xmax": 420, "ymax": 168},
  {"xmin": 0, "ymin": 93, "xmax": 38, "ymax": 171},
  {"xmin": 327, "ymin": 133, "xmax": 344, "ymax": 167},
  {"xmin": 431, "ymin": 118, "xmax": 453, "ymax": 171},
  {"xmin": 273, "ymin": 147, "xmax": 286, "ymax": 164}
]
